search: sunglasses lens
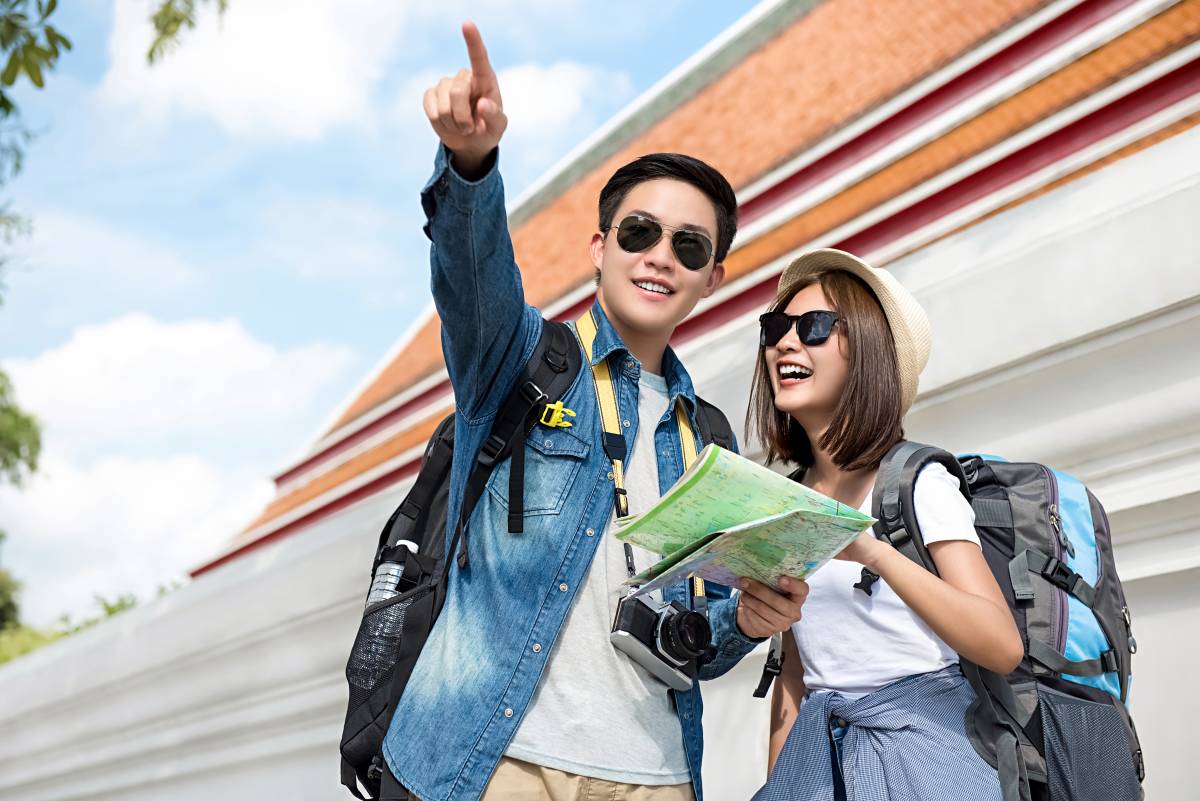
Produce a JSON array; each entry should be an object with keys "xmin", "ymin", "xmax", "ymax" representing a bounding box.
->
[
  {"xmin": 615, "ymin": 216, "xmax": 662, "ymax": 253},
  {"xmin": 799, "ymin": 311, "xmax": 837, "ymax": 345},
  {"xmin": 759, "ymin": 311, "xmax": 838, "ymax": 347},
  {"xmin": 759, "ymin": 313, "xmax": 791, "ymax": 347},
  {"xmin": 672, "ymin": 231, "xmax": 713, "ymax": 270}
]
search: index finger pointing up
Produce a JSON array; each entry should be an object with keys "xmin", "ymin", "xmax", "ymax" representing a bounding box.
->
[{"xmin": 462, "ymin": 22, "xmax": 494, "ymax": 79}]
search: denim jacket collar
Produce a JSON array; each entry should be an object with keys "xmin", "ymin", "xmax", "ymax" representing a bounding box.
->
[{"xmin": 584, "ymin": 298, "xmax": 698, "ymax": 416}]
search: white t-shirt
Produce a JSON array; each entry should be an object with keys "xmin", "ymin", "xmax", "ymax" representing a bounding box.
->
[
  {"xmin": 506, "ymin": 371, "xmax": 691, "ymax": 784},
  {"xmin": 792, "ymin": 462, "xmax": 979, "ymax": 696}
]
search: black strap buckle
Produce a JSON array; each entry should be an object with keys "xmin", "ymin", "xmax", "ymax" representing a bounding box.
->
[
  {"xmin": 752, "ymin": 634, "xmax": 785, "ymax": 698},
  {"xmin": 545, "ymin": 347, "xmax": 569, "ymax": 373},
  {"xmin": 1042, "ymin": 557, "xmax": 1077, "ymax": 591},
  {"xmin": 1100, "ymin": 649, "xmax": 1119, "ymax": 674},
  {"xmin": 520, "ymin": 380, "xmax": 548, "ymax": 407},
  {"xmin": 853, "ymin": 568, "xmax": 881, "ymax": 596},
  {"xmin": 881, "ymin": 526, "xmax": 911, "ymax": 549},
  {"xmin": 477, "ymin": 433, "xmax": 506, "ymax": 467}
]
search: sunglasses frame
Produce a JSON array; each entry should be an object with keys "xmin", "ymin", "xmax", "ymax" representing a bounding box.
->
[
  {"xmin": 758, "ymin": 309, "xmax": 840, "ymax": 348},
  {"xmin": 607, "ymin": 213, "xmax": 715, "ymax": 271}
]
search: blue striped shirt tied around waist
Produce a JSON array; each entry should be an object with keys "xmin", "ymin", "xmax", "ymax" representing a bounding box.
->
[{"xmin": 755, "ymin": 666, "xmax": 1003, "ymax": 801}]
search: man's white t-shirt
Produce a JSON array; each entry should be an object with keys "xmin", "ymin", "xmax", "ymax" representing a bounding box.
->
[
  {"xmin": 792, "ymin": 462, "xmax": 979, "ymax": 696},
  {"xmin": 506, "ymin": 371, "xmax": 691, "ymax": 784}
]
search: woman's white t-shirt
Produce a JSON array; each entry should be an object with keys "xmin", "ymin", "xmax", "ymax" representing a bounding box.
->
[{"xmin": 791, "ymin": 462, "xmax": 980, "ymax": 696}]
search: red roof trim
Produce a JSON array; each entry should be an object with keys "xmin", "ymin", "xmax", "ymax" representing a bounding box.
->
[{"xmin": 271, "ymin": 0, "xmax": 1137, "ymax": 488}]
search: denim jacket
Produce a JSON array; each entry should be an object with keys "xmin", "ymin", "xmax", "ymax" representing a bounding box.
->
[{"xmin": 382, "ymin": 146, "xmax": 761, "ymax": 801}]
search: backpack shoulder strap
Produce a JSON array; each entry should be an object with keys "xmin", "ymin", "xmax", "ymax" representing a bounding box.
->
[
  {"xmin": 452, "ymin": 318, "xmax": 583, "ymax": 568},
  {"xmin": 374, "ymin": 412, "xmax": 456, "ymax": 571},
  {"xmin": 854, "ymin": 440, "xmax": 970, "ymax": 594},
  {"xmin": 693, "ymin": 396, "xmax": 734, "ymax": 450},
  {"xmin": 475, "ymin": 320, "xmax": 577, "ymax": 468}
]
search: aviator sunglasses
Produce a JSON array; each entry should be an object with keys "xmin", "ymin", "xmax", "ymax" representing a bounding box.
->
[
  {"xmin": 606, "ymin": 214, "xmax": 715, "ymax": 271},
  {"xmin": 759, "ymin": 309, "xmax": 840, "ymax": 348}
]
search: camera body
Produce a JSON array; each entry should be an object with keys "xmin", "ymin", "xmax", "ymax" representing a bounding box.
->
[{"xmin": 610, "ymin": 593, "xmax": 712, "ymax": 691}]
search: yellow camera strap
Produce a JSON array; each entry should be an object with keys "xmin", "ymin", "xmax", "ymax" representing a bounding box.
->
[{"xmin": 574, "ymin": 308, "xmax": 706, "ymax": 603}]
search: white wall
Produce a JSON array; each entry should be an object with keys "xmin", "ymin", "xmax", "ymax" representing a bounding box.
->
[
  {"xmin": 692, "ymin": 127, "xmax": 1200, "ymax": 800},
  {"xmin": 1, "ymin": 128, "xmax": 1196, "ymax": 801}
]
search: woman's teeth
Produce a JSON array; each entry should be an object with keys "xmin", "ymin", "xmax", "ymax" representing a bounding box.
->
[{"xmin": 779, "ymin": 364, "xmax": 812, "ymax": 379}]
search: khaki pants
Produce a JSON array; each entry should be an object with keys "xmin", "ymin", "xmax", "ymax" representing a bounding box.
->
[{"xmin": 477, "ymin": 756, "xmax": 696, "ymax": 801}]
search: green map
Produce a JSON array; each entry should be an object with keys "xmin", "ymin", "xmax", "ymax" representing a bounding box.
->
[{"xmin": 615, "ymin": 445, "xmax": 875, "ymax": 595}]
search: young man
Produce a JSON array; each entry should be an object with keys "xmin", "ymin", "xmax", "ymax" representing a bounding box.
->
[{"xmin": 383, "ymin": 23, "xmax": 809, "ymax": 801}]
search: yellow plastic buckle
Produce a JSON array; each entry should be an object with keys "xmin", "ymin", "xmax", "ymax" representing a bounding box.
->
[{"xmin": 539, "ymin": 401, "xmax": 576, "ymax": 429}]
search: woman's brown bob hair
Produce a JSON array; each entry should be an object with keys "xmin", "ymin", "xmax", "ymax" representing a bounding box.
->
[{"xmin": 747, "ymin": 269, "xmax": 904, "ymax": 473}]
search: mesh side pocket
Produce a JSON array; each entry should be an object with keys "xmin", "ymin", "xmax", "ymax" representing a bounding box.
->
[
  {"xmin": 1039, "ymin": 686, "xmax": 1140, "ymax": 801},
  {"xmin": 346, "ymin": 587, "xmax": 429, "ymax": 714}
]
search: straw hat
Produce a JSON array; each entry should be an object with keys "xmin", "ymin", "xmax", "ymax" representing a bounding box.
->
[{"xmin": 775, "ymin": 248, "xmax": 931, "ymax": 413}]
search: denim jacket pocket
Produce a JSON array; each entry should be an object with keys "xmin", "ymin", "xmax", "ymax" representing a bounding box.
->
[{"xmin": 486, "ymin": 424, "xmax": 592, "ymax": 516}]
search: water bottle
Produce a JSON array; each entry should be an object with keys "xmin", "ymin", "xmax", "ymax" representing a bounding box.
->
[{"xmin": 365, "ymin": 540, "xmax": 419, "ymax": 607}]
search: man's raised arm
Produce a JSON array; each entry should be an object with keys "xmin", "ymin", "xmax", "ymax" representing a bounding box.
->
[{"xmin": 419, "ymin": 23, "xmax": 538, "ymax": 419}]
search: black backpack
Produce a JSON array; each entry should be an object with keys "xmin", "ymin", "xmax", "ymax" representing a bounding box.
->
[
  {"xmin": 863, "ymin": 441, "xmax": 1144, "ymax": 801},
  {"xmin": 338, "ymin": 319, "xmax": 734, "ymax": 800}
]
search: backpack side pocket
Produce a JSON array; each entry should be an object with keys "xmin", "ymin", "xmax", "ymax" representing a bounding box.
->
[{"xmin": 1038, "ymin": 685, "xmax": 1141, "ymax": 801}]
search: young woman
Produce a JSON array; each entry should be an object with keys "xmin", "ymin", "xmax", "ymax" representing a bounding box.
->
[{"xmin": 749, "ymin": 249, "xmax": 1023, "ymax": 801}]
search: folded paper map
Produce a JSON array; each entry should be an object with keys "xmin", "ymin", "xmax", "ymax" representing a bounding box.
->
[{"xmin": 615, "ymin": 445, "xmax": 875, "ymax": 597}]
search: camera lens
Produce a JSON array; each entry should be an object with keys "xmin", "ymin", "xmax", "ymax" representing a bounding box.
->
[{"xmin": 659, "ymin": 610, "xmax": 712, "ymax": 661}]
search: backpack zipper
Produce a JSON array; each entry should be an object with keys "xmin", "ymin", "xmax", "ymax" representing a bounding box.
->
[{"xmin": 1043, "ymin": 466, "xmax": 1070, "ymax": 655}]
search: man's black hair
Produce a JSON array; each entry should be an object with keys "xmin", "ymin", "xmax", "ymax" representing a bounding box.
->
[{"xmin": 598, "ymin": 153, "xmax": 738, "ymax": 264}]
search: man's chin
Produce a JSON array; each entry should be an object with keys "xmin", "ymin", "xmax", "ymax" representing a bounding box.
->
[{"xmin": 622, "ymin": 302, "xmax": 687, "ymax": 338}]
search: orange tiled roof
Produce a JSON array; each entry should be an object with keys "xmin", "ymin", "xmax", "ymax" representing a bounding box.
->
[
  {"xmin": 328, "ymin": 0, "xmax": 1049, "ymax": 433},
  {"xmin": 234, "ymin": 0, "xmax": 1200, "ymax": 545}
]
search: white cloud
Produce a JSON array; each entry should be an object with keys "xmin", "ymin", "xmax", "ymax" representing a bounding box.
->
[
  {"xmin": 499, "ymin": 61, "xmax": 633, "ymax": 152},
  {"xmin": 0, "ymin": 450, "xmax": 272, "ymax": 626},
  {"xmin": 99, "ymin": 0, "xmax": 632, "ymax": 155},
  {"xmin": 3, "ymin": 313, "xmax": 357, "ymax": 457},
  {"xmin": 20, "ymin": 209, "xmax": 201, "ymax": 290},
  {"xmin": 0, "ymin": 313, "xmax": 360, "ymax": 625},
  {"xmin": 99, "ymin": 0, "xmax": 412, "ymax": 141},
  {"xmin": 393, "ymin": 61, "xmax": 634, "ymax": 179},
  {"xmin": 254, "ymin": 194, "xmax": 404, "ymax": 279}
]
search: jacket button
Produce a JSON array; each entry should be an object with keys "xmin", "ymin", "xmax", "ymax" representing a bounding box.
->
[
  {"xmin": 622, "ymin": 420, "xmax": 630, "ymax": 428},
  {"xmin": 532, "ymin": 643, "xmax": 542, "ymax": 653},
  {"xmin": 559, "ymin": 583, "xmax": 569, "ymax": 592},
  {"xmin": 607, "ymin": 471, "xmax": 614, "ymax": 481},
  {"xmin": 504, "ymin": 708, "xmax": 514, "ymax": 718},
  {"xmin": 586, "ymin": 528, "xmax": 595, "ymax": 537}
]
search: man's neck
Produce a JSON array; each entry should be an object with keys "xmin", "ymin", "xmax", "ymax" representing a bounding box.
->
[{"xmin": 596, "ymin": 297, "xmax": 670, "ymax": 376}]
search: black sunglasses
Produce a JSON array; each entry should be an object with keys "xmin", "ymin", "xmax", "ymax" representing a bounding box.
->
[
  {"xmin": 758, "ymin": 310, "xmax": 840, "ymax": 348},
  {"xmin": 607, "ymin": 214, "xmax": 715, "ymax": 271}
]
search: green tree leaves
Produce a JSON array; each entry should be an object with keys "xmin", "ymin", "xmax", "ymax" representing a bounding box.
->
[
  {"xmin": 147, "ymin": 0, "xmax": 227, "ymax": 64},
  {"xmin": 0, "ymin": 369, "xmax": 39, "ymax": 487}
]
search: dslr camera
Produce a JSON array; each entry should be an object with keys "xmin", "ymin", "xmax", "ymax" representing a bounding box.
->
[{"xmin": 610, "ymin": 593, "xmax": 712, "ymax": 691}]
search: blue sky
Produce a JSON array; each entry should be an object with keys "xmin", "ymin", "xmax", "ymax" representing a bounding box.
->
[{"xmin": 0, "ymin": 0, "xmax": 759, "ymax": 625}]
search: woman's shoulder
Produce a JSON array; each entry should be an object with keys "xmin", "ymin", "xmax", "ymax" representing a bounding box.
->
[{"xmin": 912, "ymin": 459, "xmax": 978, "ymax": 545}]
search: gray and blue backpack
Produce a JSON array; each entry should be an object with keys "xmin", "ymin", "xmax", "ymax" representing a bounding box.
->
[{"xmin": 861, "ymin": 441, "xmax": 1144, "ymax": 801}]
